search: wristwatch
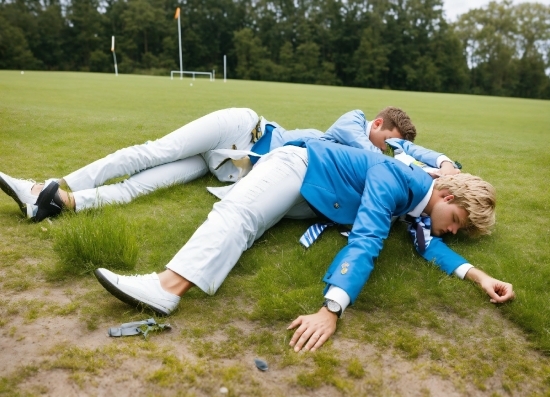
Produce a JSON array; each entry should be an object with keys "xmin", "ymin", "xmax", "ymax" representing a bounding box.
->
[{"xmin": 322, "ymin": 299, "xmax": 342, "ymax": 318}]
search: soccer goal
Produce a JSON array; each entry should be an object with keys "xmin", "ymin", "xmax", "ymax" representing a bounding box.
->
[{"xmin": 170, "ymin": 70, "xmax": 215, "ymax": 81}]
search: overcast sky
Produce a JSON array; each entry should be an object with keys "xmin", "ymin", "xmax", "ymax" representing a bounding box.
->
[{"xmin": 443, "ymin": 0, "xmax": 550, "ymax": 21}]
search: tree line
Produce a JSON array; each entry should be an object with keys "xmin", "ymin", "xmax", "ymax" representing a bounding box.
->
[{"xmin": 1, "ymin": 0, "xmax": 549, "ymax": 99}]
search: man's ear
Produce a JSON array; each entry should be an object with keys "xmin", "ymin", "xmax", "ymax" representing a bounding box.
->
[
  {"xmin": 443, "ymin": 194, "xmax": 455, "ymax": 203},
  {"xmin": 371, "ymin": 117, "xmax": 384, "ymax": 131}
]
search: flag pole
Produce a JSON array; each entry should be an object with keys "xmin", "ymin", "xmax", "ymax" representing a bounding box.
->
[
  {"xmin": 111, "ymin": 36, "xmax": 118, "ymax": 76},
  {"xmin": 175, "ymin": 7, "xmax": 183, "ymax": 80}
]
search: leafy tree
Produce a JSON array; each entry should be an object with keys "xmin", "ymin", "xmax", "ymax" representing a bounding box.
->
[
  {"xmin": 431, "ymin": 26, "xmax": 469, "ymax": 93},
  {"xmin": 233, "ymin": 27, "xmax": 273, "ymax": 80},
  {"xmin": 353, "ymin": 26, "xmax": 390, "ymax": 88},
  {"xmin": 293, "ymin": 41, "xmax": 320, "ymax": 83},
  {"xmin": 276, "ymin": 41, "xmax": 294, "ymax": 82},
  {"xmin": 89, "ymin": 49, "xmax": 111, "ymax": 72},
  {"xmin": 512, "ymin": 2, "xmax": 550, "ymax": 98},
  {"xmin": 455, "ymin": 1, "xmax": 518, "ymax": 96},
  {"xmin": 121, "ymin": 0, "xmax": 164, "ymax": 56},
  {"xmin": 0, "ymin": 13, "xmax": 39, "ymax": 69},
  {"xmin": 65, "ymin": 0, "xmax": 105, "ymax": 70},
  {"xmin": 0, "ymin": 0, "xmax": 42, "ymax": 66},
  {"xmin": 455, "ymin": 1, "xmax": 550, "ymax": 98},
  {"xmin": 35, "ymin": 2, "xmax": 65, "ymax": 69}
]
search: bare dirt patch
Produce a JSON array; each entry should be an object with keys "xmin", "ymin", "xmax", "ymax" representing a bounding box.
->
[{"xmin": 2, "ymin": 277, "xmax": 549, "ymax": 396}]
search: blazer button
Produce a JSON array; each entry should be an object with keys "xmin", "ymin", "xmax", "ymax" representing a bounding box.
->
[{"xmin": 333, "ymin": 203, "xmax": 340, "ymax": 209}]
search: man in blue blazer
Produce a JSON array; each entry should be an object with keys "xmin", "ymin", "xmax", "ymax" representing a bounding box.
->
[
  {"xmin": 93, "ymin": 137, "xmax": 514, "ymax": 352},
  {"xmin": 285, "ymin": 139, "xmax": 512, "ymax": 351}
]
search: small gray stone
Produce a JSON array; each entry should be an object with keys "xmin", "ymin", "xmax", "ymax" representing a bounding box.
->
[{"xmin": 254, "ymin": 358, "xmax": 268, "ymax": 371}]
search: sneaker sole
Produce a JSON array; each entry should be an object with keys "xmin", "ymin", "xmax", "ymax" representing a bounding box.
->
[
  {"xmin": 94, "ymin": 269, "xmax": 172, "ymax": 316},
  {"xmin": 34, "ymin": 182, "xmax": 62, "ymax": 222},
  {"xmin": 0, "ymin": 175, "xmax": 27, "ymax": 216}
]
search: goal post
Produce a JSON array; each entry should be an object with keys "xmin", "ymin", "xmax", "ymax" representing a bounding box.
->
[{"xmin": 170, "ymin": 70, "xmax": 214, "ymax": 81}]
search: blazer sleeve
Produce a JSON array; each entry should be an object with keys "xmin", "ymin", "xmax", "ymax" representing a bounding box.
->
[
  {"xmin": 323, "ymin": 110, "xmax": 380, "ymax": 152},
  {"xmin": 322, "ymin": 163, "xmax": 407, "ymax": 303},
  {"xmin": 386, "ymin": 138, "xmax": 443, "ymax": 168}
]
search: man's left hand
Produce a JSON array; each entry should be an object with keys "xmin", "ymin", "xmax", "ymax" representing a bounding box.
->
[
  {"xmin": 465, "ymin": 267, "xmax": 515, "ymax": 303},
  {"xmin": 287, "ymin": 307, "xmax": 338, "ymax": 352},
  {"xmin": 480, "ymin": 277, "xmax": 515, "ymax": 303}
]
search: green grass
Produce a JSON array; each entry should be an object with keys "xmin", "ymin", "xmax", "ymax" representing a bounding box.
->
[
  {"xmin": 51, "ymin": 206, "xmax": 139, "ymax": 275},
  {"xmin": 0, "ymin": 70, "xmax": 550, "ymax": 395}
]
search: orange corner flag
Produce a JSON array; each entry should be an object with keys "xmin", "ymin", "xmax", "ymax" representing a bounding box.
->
[{"xmin": 174, "ymin": 7, "xmax": 180, "ymax": 19}]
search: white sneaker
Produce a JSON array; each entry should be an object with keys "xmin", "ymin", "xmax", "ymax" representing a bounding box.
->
[
  {"xmin": 0, "ymin": 172, "xmax": 39, "ymax": 215},
  {"xmin": 26, "ymin": 204, "xmax": 38, "ymax": 219},
  {"xmin": 94, "ymin": 268, "xmax": 180, "ymax": 315},
  {"xmin": 22, "ymin": 179, "xmax": 59, "ymax": 219}
]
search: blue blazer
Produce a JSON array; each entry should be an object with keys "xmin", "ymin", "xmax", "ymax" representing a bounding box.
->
[
  {"xmin": 282, "ymin": 110, "xmax": 468, "ymax": 284},
  {"xmin": 294, "ymin": 139, "xmax": 434, "ymax": 303}
]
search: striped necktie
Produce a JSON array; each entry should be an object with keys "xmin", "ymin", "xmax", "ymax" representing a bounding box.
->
[
  {"xmin": 405, "ymin": 215, "xmax": 431, "ymax": 254},
  {"xmin": 299, "ymin": 222, "xmax": 334, "ymax": 248}
]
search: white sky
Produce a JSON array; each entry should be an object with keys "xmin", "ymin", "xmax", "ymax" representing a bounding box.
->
[{"xmin": 443, "ymin": 0, "xmax": 550, "ymax": 21}]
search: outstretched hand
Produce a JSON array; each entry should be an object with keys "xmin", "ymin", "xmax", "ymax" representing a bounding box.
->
[
  {"xmin": 479, "ymin": 276, "xmax": 515, "ymax": 303},
  {"xmin": 287, "ymin": 308, "xmax": 338, "ymax": 352},
  {"xmin": 465, "ymin": 268, "xmax": 515, "ymax": 303},
  {"xmin": 428, "ymin": 162, "xmax": 462, "ymax": 179},
  {"xmin": 439, "ymin": 161, "xmax": 461, "ymax": 176}
]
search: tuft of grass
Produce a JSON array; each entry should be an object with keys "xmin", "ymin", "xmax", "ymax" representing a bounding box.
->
[
  {"xmin": 146, "ymin": 354, "xmax": 204, "ymax": 387},
  {"xmin": 48, "ymin": 346, "xmax": 107, "ymax": 373},
  {"xmin": 295, "ymin": 350, "xmax": 342, "ymax": 390},
  {"xmin": 51, "ymin": 206, "xmax": 139, "ymax": 275},
  {"xmin": 0, "ymin": 366, "xmax": 39, "ymax": 396},
  {"xmin": 347, "ymin": 357, "xmax": 365, "ymax": 379}
]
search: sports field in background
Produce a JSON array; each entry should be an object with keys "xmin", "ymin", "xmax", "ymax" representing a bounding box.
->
[{"xmin": 0, "ymin": 70, "xmax": 549, "ymax": 395}]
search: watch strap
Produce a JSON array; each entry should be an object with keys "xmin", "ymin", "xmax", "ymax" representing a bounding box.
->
[{"xmin": 322, "ymin": 299, "xmax": 342, "ymax": 318}]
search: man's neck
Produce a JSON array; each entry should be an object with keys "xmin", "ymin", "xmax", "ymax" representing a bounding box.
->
[{"xmin": 423, "ymin": 197, "xmax": 434, "ymax": 216}]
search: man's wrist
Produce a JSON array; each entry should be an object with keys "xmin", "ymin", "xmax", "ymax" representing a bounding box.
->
[
  {"xmin": 324, "ymin": 285, "xmax": 350, "ymax": 313},
  {"xmin": 436, "ymin": 155, "xmax": 454, "ymax": 168},
  {"xmin": 322, "ymin": 299, "xmax": 342, "ymax": 318},
  {"xmin": 453, "ymin": 263, "xmax": 474, "ymax": 279},
  {"xmin": 464, "ymin": 267, "xmax": 489, "ymax": 285},
  {"xmin": 320, "ymin": 306, "xmax": 338, "ymax": 318}
]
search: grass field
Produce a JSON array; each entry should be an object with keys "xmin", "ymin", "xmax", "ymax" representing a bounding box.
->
[{"xmin": 1, "ymin": 70, "xmax": 549, "ymax": 396}]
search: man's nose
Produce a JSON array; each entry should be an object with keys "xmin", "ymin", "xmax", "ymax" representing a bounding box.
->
[{"xmin": 448, "ymin": 225, "xmax": 458, "ymax": 234}]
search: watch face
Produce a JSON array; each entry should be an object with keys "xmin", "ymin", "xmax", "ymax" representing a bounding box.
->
[{"xmin": 327, "ymin": 300, "xmax": 341, "ymax": 313}]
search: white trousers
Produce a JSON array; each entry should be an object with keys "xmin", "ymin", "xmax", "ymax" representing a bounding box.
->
[
  {"xmin": 166, "ymin": 146, "xmax": 315, "ymax": 294},
  {"xmin": 64, "ymin": 108, "xmax": 258, "ymax": 211}
]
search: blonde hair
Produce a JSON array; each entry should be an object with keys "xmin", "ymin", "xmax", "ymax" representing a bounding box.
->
[
  {"xmin": 375, "ymin": 106, "xmax": 417, "ymax": 142},
  {"xmin": 434, "ymin": 173, "xmax": 496, "ymax": 237}
]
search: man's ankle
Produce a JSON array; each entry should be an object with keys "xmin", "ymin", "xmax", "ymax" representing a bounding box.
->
[
  {"xmin": 158, "ymin": 270, "xmax": 194, "ymax": 296},
  {"xmin": 58, "ymin": 178, "xmax": 68, "ymax": 189},
  {"xmin": 31, "ymin": 183, "xmax": 43, "ymax": 196},
  {"xmin": 55, "ymin": 189, "xmax": 75, "ymax": 210}
]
